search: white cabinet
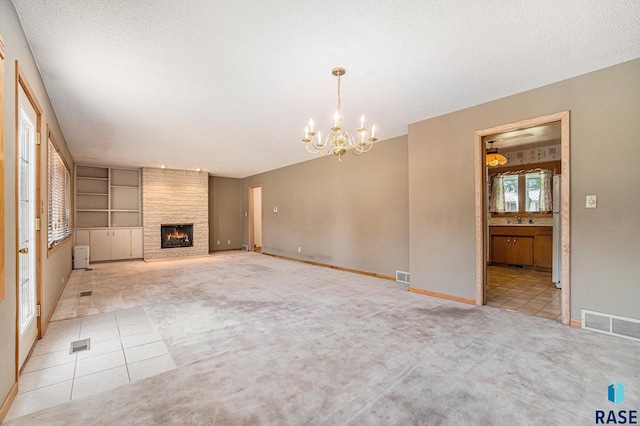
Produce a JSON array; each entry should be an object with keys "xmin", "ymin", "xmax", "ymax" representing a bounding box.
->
[
  {"xmin": 74, "ymin": 165, "xmax": 143, "ymax": 262},
  {"xmin": 75, "ymin": 228, "xmax": 143, "ymax": 262}
]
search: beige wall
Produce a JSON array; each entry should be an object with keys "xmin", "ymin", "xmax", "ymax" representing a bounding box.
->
[
  {"xmin": 1, "ymin": 0, "xmax": 74, "ymax": 414},
  {"xmin": 209, "ymin": 176, "xmax": 243, "ymax": 251},
  {"xmin": 242, "ymin": 135, "xmax": 410, "ymax": 277},
  {"xmin": 409, "ymin": 58, "xmax": 640, "ymax": 320}
]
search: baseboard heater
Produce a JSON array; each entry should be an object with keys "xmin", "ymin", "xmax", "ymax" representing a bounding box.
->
[{"xmin": 582, "ymin": 310, "xmax": 640, "ymax": 342}]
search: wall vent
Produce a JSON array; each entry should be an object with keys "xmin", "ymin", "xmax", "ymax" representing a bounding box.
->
[
  {"xmin": 241, "ymin": 245, "xmax": 249, "ymax": 251},
  {"xmin": 396, "ymin": 271, "xmax": 410, "ymax": 284},
  {"xmin": 582, "ymin": 310, "xmax": 640, "ymax": 342}
]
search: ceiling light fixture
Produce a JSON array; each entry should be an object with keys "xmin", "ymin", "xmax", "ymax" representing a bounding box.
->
[
  {"xmin": 486, "ymin": 141, "xmax": 507, "ymax": 167},
  {"xmin": 302, "ymin": 67, "xmax": 376, "ymax": 162}
]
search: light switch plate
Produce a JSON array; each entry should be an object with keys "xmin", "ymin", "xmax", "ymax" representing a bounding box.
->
[{"xmin": 586, "ymin": 195, "xmax": 597, "ymax": 208}]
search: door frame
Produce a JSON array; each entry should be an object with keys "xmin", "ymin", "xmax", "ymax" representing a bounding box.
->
[
  {"xmin": 0, "ymin": 34, "xmax": 5, "ymax": 303},
  {"xmin": 248, "ymin": 185, "xmax": 262, "ymax": 252},
  {"xmin": 15, "ymin": 62, "xmax": 43, "ymax": 376},
  {"xmin": 474, "ymin": 111, "xmax": 571, "ymax": 324}
]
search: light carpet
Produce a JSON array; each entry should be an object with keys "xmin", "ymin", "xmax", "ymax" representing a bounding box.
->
[{"xmin": 5, "ymin": 252, "xmax": 639, "ymax": 425}]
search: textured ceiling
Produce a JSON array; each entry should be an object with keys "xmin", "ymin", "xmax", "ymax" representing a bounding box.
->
[{"xmin": 11, "ymin": 0, "xmax": 640, "ymax": 178}]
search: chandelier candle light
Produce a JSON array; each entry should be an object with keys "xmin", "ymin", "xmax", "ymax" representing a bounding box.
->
[{"xmin": 303, "ymin": 67, "xmax": 377, "ymax": 161}]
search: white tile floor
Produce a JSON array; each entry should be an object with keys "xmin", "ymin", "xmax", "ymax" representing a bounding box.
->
[{"xmin": 5, "ymin": 307, "xmax": 176, "ymax": 422}]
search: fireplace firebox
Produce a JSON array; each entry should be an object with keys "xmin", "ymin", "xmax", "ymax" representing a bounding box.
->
[{"xmin": 161, "ymin": 224, "xmax": 194, "ymax": 249}]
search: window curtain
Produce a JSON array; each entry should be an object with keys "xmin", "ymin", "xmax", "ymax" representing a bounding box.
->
[
  {"xmin": 539, "ymin": 169, "xmax": 553, "ymax": 212},
  {"xmin": 489, "ymin": 174, "xmax": 505, "ymax": 213}
]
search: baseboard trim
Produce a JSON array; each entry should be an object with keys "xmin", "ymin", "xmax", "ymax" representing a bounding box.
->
[
  {"xmin": 0, "ymin": 382, "xmax": 18, "ymax": 423},
  {"xmin": 210, "ymin": 248, "xmax": 243, "ymax": 253},
  {"xmin": 408, "ymin": 287, "xmax": 476, "ymax": 305},
  {"xmin": 570, "ymin": 319, "xmax": 581, "ymax": 328},
  {"xmin": 263, "ymin": 253, "xmax": 395, "ymax": 281}
]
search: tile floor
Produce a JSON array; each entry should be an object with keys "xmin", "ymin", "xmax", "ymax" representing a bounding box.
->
[
  {"xmin": 486, "ymin": 265, "xmax": 561, "ymax": 320},
  {"xmin": 5, "ymin": 307, "xmax": 176, "ymax": 422}
]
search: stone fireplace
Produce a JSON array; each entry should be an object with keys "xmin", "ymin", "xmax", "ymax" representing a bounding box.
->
[
  {"xmin": 142, "ymin": 168, "xmax": 209, "ymax": 260},
  {"xmin": 161, "ymin": 224, "xmax": 194, "ymax": 249}
]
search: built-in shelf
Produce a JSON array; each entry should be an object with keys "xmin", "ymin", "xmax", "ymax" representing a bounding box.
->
[{"xmin": 75, "ymin": 166, "xmax": 141, "ymax": 228}]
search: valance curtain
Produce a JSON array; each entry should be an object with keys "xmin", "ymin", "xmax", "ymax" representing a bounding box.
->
[
  {"xmin": 539, "ymin": 169, "xmax": 553, "ymax": 212},
  {"xmin": 489, "ymin": 174, "xmax": 505, "ymax": 213}
]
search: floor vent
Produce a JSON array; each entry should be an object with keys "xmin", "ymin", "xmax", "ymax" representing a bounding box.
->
[
  {"xmin": 70, "ymin": 338, "xmax": 91, "ymax": 354},
  {"xmin": 79, "ymin": 291, "xmax": 93, "ymax": 297},
  {"xmin": 582, "ymin": 310, "xmax": 640, "ymax": 342},
  {"xmin": 396, "ymin": 271, "xmax": 410, "ymax": 284}
]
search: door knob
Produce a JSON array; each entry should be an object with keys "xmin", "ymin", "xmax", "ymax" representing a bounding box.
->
[{"xmin": 18, "ymin": 247, "xmax": 29, "ymax": 254}]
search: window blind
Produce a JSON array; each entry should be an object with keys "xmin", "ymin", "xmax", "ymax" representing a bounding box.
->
[{"xmin": 48, "ymin": 139, "xmax": 71, "ymax": 248}]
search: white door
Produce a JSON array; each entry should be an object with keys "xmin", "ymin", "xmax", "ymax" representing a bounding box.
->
[{"xmin": 17, "ymin": 93, "xmax": 38, "ymax": 370}]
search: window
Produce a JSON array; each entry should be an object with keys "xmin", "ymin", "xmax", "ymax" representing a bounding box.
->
[
  {"xmin": 489, "ymin": 169, "xmax": 553, "ymax": 214},
  {"xmin": 48, "ymin": 137, "xmax": 72, "ymax": 249},
  {"xmin": 525, "ymin": 172, "xmax": 541, "ymax": 212},
  {"xmin": 503, "ymin": 175, "xmax": 519, "ymax": 212}
]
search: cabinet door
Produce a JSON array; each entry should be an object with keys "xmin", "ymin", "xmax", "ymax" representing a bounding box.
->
[
  {"xmin": 111, "ymin": 229, "xmax": 132, "ymax": 260},
  {"xmin": 90, "ymin": 230, "xmax": 111, "ymax": 261},
  {"xmin": 511, "ymin": 236, "xmax": 534, "ymax": 266},
  {"xmin": 491, "ymin": 236, "xmax": 510, "ymax": 264},
  {"xmin": 534, "ymin": 235, "xmax": 553, "ymax": 269},
  {"xmin": 130, "ymin": 228, "xmax": 143, "ymax": 259}
]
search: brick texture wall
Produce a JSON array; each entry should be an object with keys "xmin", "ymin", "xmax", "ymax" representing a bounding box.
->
[{"xmin": 142, "ymin": 168, "xmax": 209, "ymax": 260}]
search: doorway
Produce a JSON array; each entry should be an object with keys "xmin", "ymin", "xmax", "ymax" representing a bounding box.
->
[
  {"xmin": 248, "ymin": 186, "xmax": 262, "ymax": 253},
  {"xmin": 474, "ymin": 112, "xmax": 571, "ymax": 325},
  {"xmin": 16, "ymin": 66, "xmax": 43, "ymax": 371}
]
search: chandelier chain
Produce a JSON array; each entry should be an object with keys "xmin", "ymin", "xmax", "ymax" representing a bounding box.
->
[{"xmin": 336, "ymin": 73, "xmax": 341, "ymax": 113}]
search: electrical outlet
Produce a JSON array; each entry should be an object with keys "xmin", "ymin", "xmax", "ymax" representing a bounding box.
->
[
  {"xmin": 217, "ymin": 241, "xmax": 220, "ymax": 245},
  {"xmin": 274, "ymin": 207, "xmax": 278, "ymax": 213},
  {"xmin": 227, "ymin": 240, "xmax": 231, "ymax": 245},
  {"xmin": 298, "ymin": 247, "xmax": 301, "ymax": 253}
]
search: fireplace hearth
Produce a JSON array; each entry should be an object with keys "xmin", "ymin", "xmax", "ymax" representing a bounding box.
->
[{"xmin": 161, "ymin": 224, "xmax": 194, "ymax": 249}]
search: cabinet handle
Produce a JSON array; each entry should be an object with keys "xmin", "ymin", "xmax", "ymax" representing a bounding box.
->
[
  {"xmin": 507, "ymin": 237, "xmax": 510, "ymax": 243},
  {"xmin": 514, "ymin": 238, "xmax": 517, "ymax": 243}
]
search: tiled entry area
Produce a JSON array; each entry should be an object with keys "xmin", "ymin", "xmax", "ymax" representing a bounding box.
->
[
  {"xmin": 486, "ymin": 265, "xmax": 561, "ymax": 320},
  {"xmin": 5, "ymin": 307, "xmax": 175, "ymax": 421}
]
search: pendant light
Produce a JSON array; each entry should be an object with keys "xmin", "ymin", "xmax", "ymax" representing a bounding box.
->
[{"xmin": 486, "ymin": 140, "xmax": 507, "ymax": 167}]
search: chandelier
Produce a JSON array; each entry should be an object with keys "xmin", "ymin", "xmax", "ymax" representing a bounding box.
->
[
  {"xmin": 302, "ymin": 67, "xmax": 376, "ymax": 161},
  {"xmin": 486, "ymin": 140, "xmax": 507, "ymax": 166}
]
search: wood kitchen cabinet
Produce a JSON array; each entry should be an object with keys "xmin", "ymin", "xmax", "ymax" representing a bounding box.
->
[
  {"xmin": 534, "ymin": 227, "xmax": 553, "ymax": 270},
  {"xmin": 490, "ymin": 226, "xmax": 551, "ymax": 270}
]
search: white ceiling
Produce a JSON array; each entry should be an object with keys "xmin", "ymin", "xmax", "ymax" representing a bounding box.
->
[{"xmin": 11, "ymin": 0, "xmax": 640, "ymax": 178}]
